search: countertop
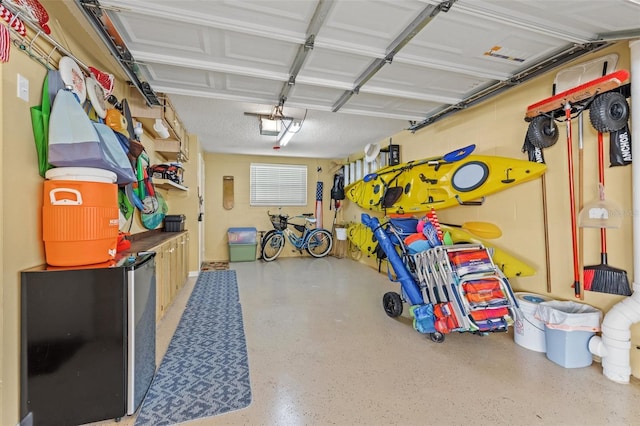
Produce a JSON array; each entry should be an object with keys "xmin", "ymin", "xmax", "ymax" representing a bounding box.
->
[
  {"xmin": 23, "ymin": 230, "xmax": 189, "ymax": 272},
  {"xmin": 128, "ymin": 229, "xmax": 188, "ymax": 253}
]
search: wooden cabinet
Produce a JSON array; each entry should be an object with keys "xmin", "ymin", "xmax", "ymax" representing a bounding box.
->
[
  {"xmin": 127, "ymin": 87, "xmax": 189, "ymax": 162},
  {"xmin": 150, "ymin": 232, "xmax": 189, "ymax": 322},
  {"xmin": 155, "ymin": 136, "xmax": 189, "ymax": 162}
]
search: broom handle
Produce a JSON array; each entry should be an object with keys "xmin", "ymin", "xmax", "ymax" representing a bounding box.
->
[
  {"xmin": 578, "ymin": 113, "xmax": 585, "ymax": 300},
  {"xmin": 542, "ymin": 174, "xmax": 552, "ymax": 293},
  {"xmin": 565, "ymin": 103, "xmax": 581, "ymax": 298},
  {"xmin": 598, "ymin": 131, "xmax": 608, "ymax": 261}
]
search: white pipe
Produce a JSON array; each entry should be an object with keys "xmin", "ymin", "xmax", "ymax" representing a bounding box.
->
[
  {"xmin": 631, "ymin": 38, "xmax": 640, "ymax": 299},
  {"xmin": 589, "ymin": 39, "xmax": 640, "ymax": 384}
]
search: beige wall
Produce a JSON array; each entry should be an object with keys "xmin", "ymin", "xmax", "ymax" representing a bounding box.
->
[
  {"xmin": 343, "ymin": 43, "xmax": 639, "ymax": 374},
  {"xmin": 204, "ymin": 153, "xmax": 340, "ymax": 261},
  {"xmin": 2, "ymin": 36, "xmax": 52, "ymax": 426}
]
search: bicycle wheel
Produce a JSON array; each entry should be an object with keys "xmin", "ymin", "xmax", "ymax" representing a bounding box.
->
[
  {"xmin": 262, "ymin": 231, "xmax": 285, "ymax": 261},
  {"xmin": 306, "ymin": 229, "xmax": 333, "ymax": 258},
  {"xmin": 258, "ymin": 230, "xmax": 275, "ymax": 259}
]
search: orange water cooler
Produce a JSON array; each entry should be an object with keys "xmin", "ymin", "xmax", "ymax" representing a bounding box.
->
[{"xmin": 42, "ymin": 168, "xmax": 119, "ymax": 266}]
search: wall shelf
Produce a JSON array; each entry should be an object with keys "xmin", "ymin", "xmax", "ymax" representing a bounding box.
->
[{"xmin": 154, "ymin": 179, "xmax": 188, "ymax": 191}]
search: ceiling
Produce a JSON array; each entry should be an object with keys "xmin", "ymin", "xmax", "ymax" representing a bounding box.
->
[{"xmin": 76, "ymin": 0, "xmax": 640, "ymax": 159}]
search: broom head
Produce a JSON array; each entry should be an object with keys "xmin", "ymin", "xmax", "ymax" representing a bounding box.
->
[{"xmin": 584, "ymin": 262, "xmax": 631, "ymax": 296}]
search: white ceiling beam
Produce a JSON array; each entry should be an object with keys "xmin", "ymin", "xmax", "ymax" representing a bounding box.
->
[
  {"xmin": 151, "ymin": 85, "xmax": 278, "ymax": 106},
  {"xmin": 130, "ymin": 51, "xmax": 290, "ymax": 82},
  {"xmin": 99, "ymin": 0, "xmax": 306, "ymax": 44},
  {"xmin": 357, "ymin": 86, "xmax": 461, "ymax": 105},
  {"xmin": 453, "ymin": 1, "xmax": 594, "ymax": 44}
]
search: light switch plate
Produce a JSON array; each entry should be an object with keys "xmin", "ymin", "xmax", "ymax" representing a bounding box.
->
[{"xmin": 17, "ymin": 74, "xmax": 29, "ymax": 101}]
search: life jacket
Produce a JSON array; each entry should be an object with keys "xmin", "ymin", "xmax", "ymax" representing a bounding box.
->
[
  {"xmin": 330, "ymin": 173, "xmax": 345, "ymax": 201},
  {"xmin": 462, "ymin": 278, "xmax": 508, "ymax": 308}
]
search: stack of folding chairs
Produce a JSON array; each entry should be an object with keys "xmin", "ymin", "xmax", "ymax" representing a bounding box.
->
[{"xmin": 413, "ymin": 243, "xmax": 521, "ymax": 335}]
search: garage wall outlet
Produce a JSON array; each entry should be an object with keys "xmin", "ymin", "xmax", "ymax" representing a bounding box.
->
[{"xmin": 17, "ymin": 74, "xmax": 29, "ymax": 101}]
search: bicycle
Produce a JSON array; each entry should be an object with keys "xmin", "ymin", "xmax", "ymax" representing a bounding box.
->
[{"xmin": 261, "ymin": 210, "xmax": 333, "ymax": 261}]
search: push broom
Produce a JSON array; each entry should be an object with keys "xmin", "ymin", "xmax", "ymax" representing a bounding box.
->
[{"xmin": 580, "ymin": 131, "xmax": 631, "ymax": 296}]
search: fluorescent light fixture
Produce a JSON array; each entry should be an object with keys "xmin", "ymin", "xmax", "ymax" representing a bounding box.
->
[
  {"xmin": 260, "ymin": 117, "xmax": 281, "ymax": 136},
  {"xmin": 278, "ymin": 120, "xmax": 302, "ymax": 147}
]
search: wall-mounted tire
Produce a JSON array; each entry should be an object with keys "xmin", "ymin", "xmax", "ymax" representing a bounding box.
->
[
  {"xmin": 589, "ymin": 91, "xmax": 629, "ymax": 133},
  {"xmin": 527, "ymin": 115, "xmax": 559, "ymax": 148}
]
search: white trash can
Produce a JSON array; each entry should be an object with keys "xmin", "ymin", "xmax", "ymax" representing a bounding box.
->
[
  {"xmin": 514, "ymin": 292, "xmax": 553, "ymax": 352},
  {"xmin": 535, "ymin": 301, "xmax": 602, "ymax": 368}
]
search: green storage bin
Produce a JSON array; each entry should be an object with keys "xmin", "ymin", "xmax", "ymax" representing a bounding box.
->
[{"xmin": 229, "ymin": 243, "xmax": 257, "ymax": 262}]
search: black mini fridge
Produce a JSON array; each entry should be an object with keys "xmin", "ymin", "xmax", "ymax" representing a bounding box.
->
[{"xmin": 20, "ymin": 253, "xmax": 156, "ymax": 426}]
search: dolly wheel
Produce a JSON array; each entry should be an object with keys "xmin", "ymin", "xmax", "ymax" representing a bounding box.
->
[
  {"xmin": 430, "ymin": 332, "xmax": 445, "ymax": 343},
  {"xmin": 382, "ymin": 292, "xmax": 403, "ymax": 317},
  {"xmin": 527, "ymin": 115, "xmax": 559, "ymax": 148},
  {"xmin": 589, "ymin": 92, "xmax": 629, "ymax": 133}
]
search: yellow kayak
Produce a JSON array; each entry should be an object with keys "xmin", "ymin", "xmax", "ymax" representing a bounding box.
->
[
  {"xmin": 439, "ymin": 225, "xmax": 536, "ymax": 278},
  {"xmin": 346, "ymin": 221, "xmax": 535, "ymax": 278},
  {"xmin": 347, "ymin": 223, "xmax": 378, "ymax": 258},
  {"xmin": 346, "ymin": 155, "xmax": 546, "ymax": 214}
]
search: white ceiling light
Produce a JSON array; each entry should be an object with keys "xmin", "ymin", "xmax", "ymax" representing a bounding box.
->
[{"xmin": 278, "ymin": 120, "xmax": 302, "ymax": 147}]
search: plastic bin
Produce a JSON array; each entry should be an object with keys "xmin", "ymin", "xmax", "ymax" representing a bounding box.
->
[
  {"xmin": 229, "ymin": 243, "xmax": 257, "ymax": 262},
  {"xmin": 228, "ymin": 227, "xmax": 257, "ymax": 244},
  {"xmin": 164, "ymin": 214, "xmax": 186, "ymax": 232},
  {"xmin": 535, "ymin": 301, "xmax": 602, "ymax": 368}
]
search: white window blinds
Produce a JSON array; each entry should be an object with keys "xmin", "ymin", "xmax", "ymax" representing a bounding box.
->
[{"xmin": 250, "ymin": 163, "xmax": 307, "ymax": 206}]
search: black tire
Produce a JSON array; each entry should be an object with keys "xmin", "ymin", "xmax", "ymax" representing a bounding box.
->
[
  {"xmin": 306, "ymin": 229, "xmax": 333, "ymax": 257},
  {"xmin": 262, "ymin": 231, "xmax": 285, "ymax": 261},
  {"xmin": 430, "ymin": 332, "xmax": 445, "ymax": 343},
  {"xmin": 259, "ymin": 230, "xmax": 275, "ymax": 259},
  {"xmin": 589, "ymin": 92, "xmax": 629, "ymax": 133},
  {"xmin": 382, "ymin": 292, "xmax": 403, "ymax": 317},
  {"xmin": 527, "ymin": 115, "xmax": 559, "ymax": 148}
]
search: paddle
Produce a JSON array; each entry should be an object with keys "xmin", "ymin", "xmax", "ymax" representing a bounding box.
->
[
  {"xmin": 363, "ymin": 144, "xmax": 475, "ymax": 183},
  {"xmin": 440, "ymin": 221, "xmax": 502, "ymax": 239}
]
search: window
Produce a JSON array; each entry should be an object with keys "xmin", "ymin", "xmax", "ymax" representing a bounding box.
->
[{"xmin": 250, "ymin": 163, "xmax": 307, "ymax": 206}]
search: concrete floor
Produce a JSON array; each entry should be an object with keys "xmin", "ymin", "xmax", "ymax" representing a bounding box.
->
[{"xmin": 92, "ymin": 256, "xmax": 640, "ymax": 426}]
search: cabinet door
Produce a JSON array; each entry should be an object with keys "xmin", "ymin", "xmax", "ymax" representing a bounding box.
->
[
  {"xmin": 152, "ymin": 235, "xmax": 189, "ymax": 321},
  {"xmin": 168, "ymin": 239, "xmax": 179, "ymax": 300},
  {"xmin": 162, "ymin": 242, "xmax": 173, "ymax": 315},
  {"xmin": 182, "ymin": 233, "xmax": 190, "ymax": 284},
  {"xmin": 153, "ymin": 243, "xmax": 167, "ymax": 322},
  {"xmin": 175, "ymin": 235, "xmax": 185, "ymax": 292}
]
